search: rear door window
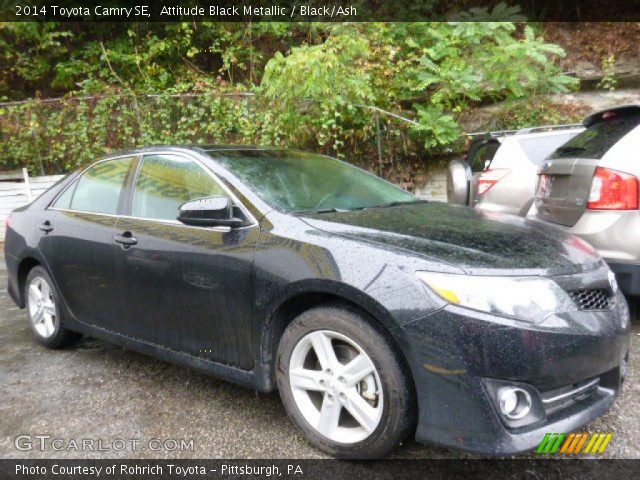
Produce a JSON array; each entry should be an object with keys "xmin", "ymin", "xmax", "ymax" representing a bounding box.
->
[
  {"xmin": 53, "ymin": 156, "xmax": 134, "ymax": 214},
  {"xmin": 551, "ymin": 113, "xmax": 640, "ymax": 159}
]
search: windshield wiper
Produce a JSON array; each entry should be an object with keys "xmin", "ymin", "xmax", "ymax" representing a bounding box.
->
[
  {"xmin": 368, "ymin": 199, "xmax": 429, "ymax": 209},
  {"xmin": 291, "ymin": 200, "xmax": 427, "ymax": 215},
  {"xmin": 291, "ymin": 208, "xmax": 344, "ymax": 215},
  {"xmin": 555, "ymin": 146, "xmax": 586, "ymax": 155}
]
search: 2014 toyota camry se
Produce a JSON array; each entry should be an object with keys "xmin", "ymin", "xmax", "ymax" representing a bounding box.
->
[{"xmin": 4, "ymin": 146, "xmax": 630, "ymax": 458}]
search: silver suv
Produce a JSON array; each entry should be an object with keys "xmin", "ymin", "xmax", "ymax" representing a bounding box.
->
[
  {"xmin": 448, "ymin": 125, "xmax": 584, "ymax": 216},
  {"xmin": 531, "ymin": 104, "xmax": 640, "ymax": 295}
]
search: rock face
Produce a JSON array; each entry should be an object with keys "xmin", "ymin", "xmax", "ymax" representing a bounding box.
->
[
  {"xmin": 414, "ymin": 169, "xmax": 447, "ymax": 202},
  {"xmin": 545, "ymin": 23, "xmax": 640, "ymax": 89},
  {"xmin": 550, "ymin": 89, "xmax": 640, "ymax": 113},
  {"xmin": 567, "ymin": 57, "xmax": 640, "ymax": 90},
  {"xmin": 457, "ymin": 89, "xmax": 640, "ymax": 135}
]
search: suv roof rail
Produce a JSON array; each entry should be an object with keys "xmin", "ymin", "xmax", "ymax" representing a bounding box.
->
[
  {"xmin": 515, "ymin": 123, "xmax": 583, "ymax": 134},
  {"xmin": 465, "ymin": 129, "xmax": 520, "ymax": 138},
  {"xmin": 465, "ymin": 123, "xmax": 583, "ymax": 139}
]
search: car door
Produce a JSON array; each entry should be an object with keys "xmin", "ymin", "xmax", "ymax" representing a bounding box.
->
[
  {"xmin": 112, "ymin": 152, "xmax": 258, "ymax": 369},
  {"xmin": 467, "ymin": 139, "xmax": 500, "ymax": 206},
  {"xmin": 41, "ymin": 155, "xmax": 137, "ymax": 328},
  {"xmin": 447, "ymin": 138, "xmax": 500, "ymax": 206}
]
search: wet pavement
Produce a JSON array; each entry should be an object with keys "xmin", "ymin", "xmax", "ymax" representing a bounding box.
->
[{"xmin": 1, "ymin": 252, "xmax": 639, "ymax": 459}]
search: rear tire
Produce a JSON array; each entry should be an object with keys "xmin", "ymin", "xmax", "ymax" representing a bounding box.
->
[
  {"xmin": 276, "ymin": 304, "xmax": 415, "ymax": 458},
  {"xmin": 24, "ymin": 266, "xmax": 82, "ymax": 349}
]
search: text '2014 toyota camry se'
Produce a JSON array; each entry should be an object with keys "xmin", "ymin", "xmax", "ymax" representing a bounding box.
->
[{"xmin": 4, "ymin": 146, "xmax": 630, "ymax": 458}]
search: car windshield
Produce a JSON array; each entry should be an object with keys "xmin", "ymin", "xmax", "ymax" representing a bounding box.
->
[
  {"xmin": 550, "ymin": 112, "xmax": 640, "ymax": 159},
  {"xmin": 208, "ymin": 149, "xmax": 419, "ymax": 213}
]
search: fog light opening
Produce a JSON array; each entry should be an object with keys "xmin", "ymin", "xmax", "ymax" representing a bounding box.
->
[{"xmin": 498, "ymin": 387, "xmax": 532, "ymax": 420}]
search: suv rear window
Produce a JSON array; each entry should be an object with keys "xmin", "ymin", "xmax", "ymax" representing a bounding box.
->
[{"xmin": 550, "ymin": 113, "xmax": 640, "ymax": 159}]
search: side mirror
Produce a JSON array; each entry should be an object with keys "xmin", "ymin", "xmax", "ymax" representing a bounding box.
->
[{"xmin": 177, "ymin": 196, "xmax": 244, "ymax": 228}]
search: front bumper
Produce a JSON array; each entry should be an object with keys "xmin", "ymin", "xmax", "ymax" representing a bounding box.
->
[{"xmin": 401, "ymin": 291, "xmax": 630, "ymax": 455}]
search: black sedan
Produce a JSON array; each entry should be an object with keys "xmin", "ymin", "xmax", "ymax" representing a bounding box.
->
[{"xmin": 4, "ymin": 146, "xmax": 630, "ymax": 458}]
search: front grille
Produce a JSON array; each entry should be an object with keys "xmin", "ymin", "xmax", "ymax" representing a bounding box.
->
[{"xmin": 568, "ymin": 288, "xmax": 614, "ymax": 310}]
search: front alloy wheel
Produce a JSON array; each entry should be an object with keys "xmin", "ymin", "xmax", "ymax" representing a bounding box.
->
[
  {"xmin": 288, "ymin": 330, "xmax": 383, "ymax": 443},
  {"xmin": 276, "ymin": 304, "xmax": 415, "ymax": 458}
]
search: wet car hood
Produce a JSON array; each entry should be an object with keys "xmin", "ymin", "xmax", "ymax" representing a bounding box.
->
[{"xmin": 298, "ymin": 202, "xmax": 602, "ymax": 275}]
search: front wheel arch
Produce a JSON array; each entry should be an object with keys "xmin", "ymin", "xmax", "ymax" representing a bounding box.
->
[
  {"xmin": 275, "ymin": 304, "xmax": 417, "ymax": 458},
  {"xmin": 258, "ymin": 286, "xmax": 414, "ymax": 394}
]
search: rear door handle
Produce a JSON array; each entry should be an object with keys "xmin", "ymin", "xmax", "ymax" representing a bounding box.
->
[
  {"xmin": 114, "ymin": 232, "xmax": 137, "ymax": 248},
  {"xmin": 39, "ymin": 222, "xmax": 53, "ymax": 233}
]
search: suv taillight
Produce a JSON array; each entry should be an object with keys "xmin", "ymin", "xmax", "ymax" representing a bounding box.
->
[
  {"xmin": 4, "ymin": 215, "xmax": 11, "ymax": 230},
  {"xmin": 587, "ymin": 167, "xmax": 639, "ymax": 210},
  {"xmin": 477, "ymin": 169, "xmax": 510, "ymax": 196}
]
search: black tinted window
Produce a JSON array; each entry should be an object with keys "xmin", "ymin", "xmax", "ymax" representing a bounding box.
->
[
  {"xmin": 62, "ymin": 157, "xmax": 134, "ymax": 214},
  {"xmin": 468, "ymin": 141, "xmax": 499, "ymax": 172},
  {"xmin": 551, "ymin": 113, "xmax": 640, "ymax": 159}
]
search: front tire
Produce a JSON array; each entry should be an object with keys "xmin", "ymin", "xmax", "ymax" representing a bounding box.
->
[
  {"xmin": 276, "ymin": 304, "xmax": 415, "ymax": 458},
  {"xmin": 25, "ymin": 266, "xmax": 82, "ymax": 349}
]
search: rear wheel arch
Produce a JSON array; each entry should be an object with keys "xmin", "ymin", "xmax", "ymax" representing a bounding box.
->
[{"xmin": 17, "ymin": 257, "xmax": 41, "ymax": 307}]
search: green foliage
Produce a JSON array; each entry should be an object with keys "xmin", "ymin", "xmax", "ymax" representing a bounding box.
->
[
  {"xmin": 1, "ymin": 16, "xmax": 582, "ymax": 178},
  {"xmin": 260, "ymin": 34, "xmax": 374, "ymax": 154},
  {"xmin": 411, "ymin": 105, "xmax": 462, "ymax": 151},
  {"xmin": 597, "ymin": 54, "xmax": 618, "ymax": 91}
]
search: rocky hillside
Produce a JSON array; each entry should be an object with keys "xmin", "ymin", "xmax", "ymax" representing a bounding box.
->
[{"xmin": 545, "ymin": 23, "xmax": 640, "ymax": 90}]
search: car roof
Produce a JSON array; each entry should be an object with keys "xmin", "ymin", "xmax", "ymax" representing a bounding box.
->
[
  {"xmin": 469, "ymin": 126, "xmax": 584, "ymax": 147},
  {"xmin": 500, "ymin": 127, "xmax": 584, "ymax": 143},
  {"xmin": 99, "ymin": 144, "xmax": 289, "ymax": 159}
]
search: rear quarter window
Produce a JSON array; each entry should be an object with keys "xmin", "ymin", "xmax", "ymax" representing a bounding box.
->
[
  {"xmin": 519, "ymin": 133, "xmax": 577, "ymax": 165},
  {"xmin": 551, "ymin": 113, "xmax": 640, "ymax": 159}
]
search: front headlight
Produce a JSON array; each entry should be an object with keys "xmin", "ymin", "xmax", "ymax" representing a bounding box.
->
[{"xmin": 416, "ymin": 271, "xmax": 576, "ymax": 324}]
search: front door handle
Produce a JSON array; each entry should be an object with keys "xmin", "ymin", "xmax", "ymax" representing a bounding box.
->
[
  {"xmin": 39, "ymin": 221, "xmax": 53, "ymax": 233},
  {"xmin": 114, "ymin": 232, "xmax": 137, "ymax": 248}
]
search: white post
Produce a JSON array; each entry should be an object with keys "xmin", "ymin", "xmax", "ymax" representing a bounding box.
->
[{"xmin": 22, "ymin": 167, "xmax": 32, "ymax": 202}]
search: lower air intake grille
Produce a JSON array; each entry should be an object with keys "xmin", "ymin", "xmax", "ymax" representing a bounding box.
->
[{"xmin": 568, "ymin": 288, "xmax": 613, "ymax": 311}]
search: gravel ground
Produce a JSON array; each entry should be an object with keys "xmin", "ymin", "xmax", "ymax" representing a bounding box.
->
[{"xmin": 1, "ymin": 252, "xmax": 639, "ymax": 459}]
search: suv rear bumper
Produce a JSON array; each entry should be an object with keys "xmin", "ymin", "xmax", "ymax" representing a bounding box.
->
[{"xmin": 528, "ymin": 208, "xmax": 640, "ymax": 295}]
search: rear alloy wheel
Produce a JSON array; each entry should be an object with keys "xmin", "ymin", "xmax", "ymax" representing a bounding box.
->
[
  {"xmin": 25, "ymin": 266, "xmax": 82, "ymax": 349},
  {"xmin": 27, "ymin": 276, "xmax": 57, "ymax": 339},
  {"xmin": 276, "ymin": 305, "xmax": 415, "ymax": 458}
]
